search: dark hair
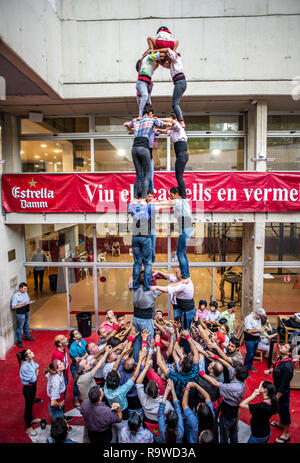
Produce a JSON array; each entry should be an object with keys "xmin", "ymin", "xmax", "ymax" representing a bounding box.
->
[
  {"xmin": 197, "ymin": 403, "xmax": 217, "ymax": 437},
  {"xmin": 139, "ymin": 271, "xmax": 145, "ymax": 284},
  {"xmin": 157, "ymin": 26, "xmax": 170, "ymax": 34},
  {"xmin": 44, "ymin": 361, "xmax": 57, "ymax": 376},
  {"xmin": 165, "ymin": 409, "xmax": 178, "ymax": 444},
  {"xmin": 181, "ymin": 355, "xmax": 193, "ymax": 373},
  {"xmin": 228, "ymin": 302, "xmax": 236, "ymax": 309},
  {"xmin": 235, "ymin": 365, "xmax": 249, "ymax": 381},
  {"xmin": 145, "ymin": 380, "xmax": 159, "ymax": 399},
  {"xmin": 136, "ymin": 189, "xmax": 143, "ymax": 199},
  {"xmin": 199, "ymin": 429, "xmax": 216, "ymax": 444},
  {"xmin": 136, "ymin": 59, "xmax": 141, "ymax": 72},
  {"xmin": 174, "ymin": 315, "xmax": 181, "ymax": 323},
  {"xmin": 106, "ymin": 370, "xmax": 120, "ymax": 390},
  {"xmin": 116, "ymin": 313, "xmax": 124, "ymax": 320},
  {"xmin": 211, "ymin": 362, "xmax": 223, "ymax": 377},
  {"xmin": 199, "ymin": 300, "xmax": 207, "ymax": 308},
  {"xmin": 261, "ymin": 315, "xmax": 267, "ymax": 325},
  {"xmin": 16, "ymin": 349, "xmax": 29, "ymax": 367},
  {"xmin": 169, "ymin": 186, "xmax": 181, "ymax": 196},
  {"xmin": 54, "ymin": 339, "xmax": 61, "ymax": 348},
  {"xmin": 74, "ymin": 362, "xmax": 86, "ymax": 383},
  {"xmin": 86, "ymin": 342, "xmax": 94, "ymax": 355},
  {"xmin": 50, "ymin": 417, "xmax": 68, "ymax": 443},
  {"xmin": 88, "ymin": 386, "xmax": 101, "ymax": 403},
  {"xmin": 147, "ymin": 190, "xmax": 154, "ymax": 195},
  {"xmin": 107, "ymin": 336, "xmax": 122, "ymax": 348},
  {"xmin": 229, "ymin": 336, "xmax": 240, "ymax": 348},
  {"xmin": 68, "ymin": 329, "xmax": 78, "ymax": 349},
  {"xmin": 144, "ymin": 104, "xmax": 154, "ymax": 114},
  {"xmin": 105, "ymin": 309, "xmax": 113, "ymax": 316},
  {"xmin": 142, "ymin": 106, "xmax": 150, "ymax": 116},
  {"xmin": 19, "ymin": 282, "xmax": 27, "ymax": 289},
  {"xmin": 262, "ymin": 381, "xmax": 278, "ymax": 413},
  {"xmin": 127, "ymin": 412, "xmax": 142, "ymax": 435},
  {"xmin": 209, "ymin": 301, "xmax": 218, "ymax": 309}
]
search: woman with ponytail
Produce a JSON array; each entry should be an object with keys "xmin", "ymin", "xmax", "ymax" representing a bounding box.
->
[
  {"xmin": 240, "ymin": 380, "xmax": 278, "ymax": 443},
  {"xmin": 45, "ymin": 359, "xmax": 66, "ymax": 422},
  {"xmin": 119, "ymin": 412, "xmax": 153, "ymax": 443},
  {"xmin": 158, "ymin": 379, "xmax": 184, "ymax": 443},
  {"xmin": 17, "ymin": 349, "xmax": 41, "ymax": 436}
]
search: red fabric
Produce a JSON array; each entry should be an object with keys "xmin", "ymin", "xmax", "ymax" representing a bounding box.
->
[
  {"xmin": 52, "ymin": 348, "xmax": 69, "ymax": 378},
  {"xmin": 146, "ymin": 368, "xmax": 166, "ymax": 395},
  {"xmin": 4, "ymin": 172, "xmax": 300, "ymax": 213},
  {"xmin": 155, "ymin": 39, "xmax": 174, "ymax": 49}
]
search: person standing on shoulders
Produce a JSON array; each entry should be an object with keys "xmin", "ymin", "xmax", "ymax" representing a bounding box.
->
[
  {"xmin": 265, "ymin": 343, "xmax": 294, "ymax": 443},
  {"xmin": 12, "ymin": 282, "xmax": 35, "ymax": 348}
]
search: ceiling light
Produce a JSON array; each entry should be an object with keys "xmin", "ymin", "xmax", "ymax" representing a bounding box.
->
[
  {"xmin": 118, "ymin": 149, "xmax": 126, "ymax": 156},
  {"xmin": 20, "ymin": 150, "xmax": 24, "ymax": 154},
  {"xmin": 54, "ymin": 149, "xmax": 60, "ymax": 153},
  {"xmin": 44, "ymin": 153, "xmax": 48, "ymax": 157},
  {"xmin": 212, "ymin": 149, "xmax": 221, "ymax": 155},
  {"xmin": 53, "ymin": 156, "xmax": 56, "ymax": 159},
  {"xmin": 34, "ymin": 155, "xmax": 40, "ymax": 159},
  {"xmin": 41, "ymin": 144, "xmax": 47, "ymax": 148}
]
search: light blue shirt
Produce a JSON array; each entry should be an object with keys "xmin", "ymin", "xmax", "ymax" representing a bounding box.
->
[
  {"xmin": 104, "ymin": 379, "xmax": 134, "ymax": 411},
  {"xmin": 12, "ymin": 291, "xmax": 30, "ymax": 309},
  {"xmin": 19, "ymin": 359, "xmax": 39, "ymax": 385},
  {"xmin": 69, "ymin": 339, "xmax": 87, "ymax": 362}
]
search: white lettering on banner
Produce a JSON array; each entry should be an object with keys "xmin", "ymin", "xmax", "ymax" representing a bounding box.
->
[
  {"xmin": 20, "ymin": 200, "xmax": 48, "ymax": 208},
  {"xmin": 243, "ymin": 186, "xmax": 300, "ymax": 202},
  {"xmin": 12, "ymin": 186, "xmax": 54, "ymax": 199}
]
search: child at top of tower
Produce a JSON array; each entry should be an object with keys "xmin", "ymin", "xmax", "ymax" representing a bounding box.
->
[{"xmin": 147, "ymin": 26, "xmax": 179, "ymax": 52}]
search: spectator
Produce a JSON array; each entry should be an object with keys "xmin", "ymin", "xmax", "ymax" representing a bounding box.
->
[
  {"xmin": 47, "ymin": 417, "xmax": 77, "ymax": 443},
  {"xmin": 45, "ymin": 360, "xmax": 66, "ymax": 422},
  {"xmin": 244, "ymin": 308, "xmax": 266, "ymax": 372},
  {"xmin": 119, "ymin": 411, "xmax": 153, "ymax": 443},
  {"xmin": 205, "ymin": 301, "xmax": 221, "ymax": 330},
  {"xmin": 158, "ymin": 379, "xmax": 184, "ymax": 443},
  {"xmin": 195, "ymin": 300, "xmax": 208, "ymax": 321},
  {"xmin": 76, "ymin": 347, "xmax": 111, "ymax": 401},
  {"xmin": 99, "ymin": 310, "xmax": 118, "ymax": 334},
  {"xmin": 220, "ymin": 302, "xmax": 237, "ymax": 337},
  {"xmin": 12, "ymin": 282, "xmax": 35, "ymax": 347},
  {"xmin": 68, "ymin": 329, "xmax": 87, "ymax": 407}
]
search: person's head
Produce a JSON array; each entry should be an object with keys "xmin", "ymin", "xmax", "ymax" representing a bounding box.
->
[
  {"xmin": 215, "ymin": 331, "xmax": 226, "ymax": 347},
  {"xmin": 199, "ymin": 429, "xmax": 216, "ymax": 444},
  {"xmin": 142, "ymin": 106, "xmax": 150, "ymax": 117},
  {"xmin": 209, "ymin": 301, "xmax": 218, "ymax": 312},
  {"xmin": 198, "ymin": 300, "xmax": 207, "ymax": 311},
  {"xmin": 227, "ymin": 337, "xmax": 240, "ymax": 354},
  {"xmin": 165, "ymin": 409, "xmax": 179, "ymax": 444},
  {"xmin": 136, "ymin": 189, "xmax": 143, "ymax": 200},
  {"xmin": 116, "ymin": 313, "xmax": 125, "ymax": 328},
  {"xmin": 175, "ymin": 266, "xmax": 182, "ymax": 280},
  {"xmin": 227, "ymin": 302, "xmax": 236, "ymax": 313},
  {"xmin": 261, "ymin": 315, "xmax": 267, "ymax": 326},
  {"xmin": 107, "ymin": 350, "xmax": 118, "ymax": 363},
  {"xmin": 106, "ymin": 370, "xmax": 121, "ymax": 390},
  {"xmin": 145, "ymin": 106, "xmax": 154, "ymax": 118},
  {"xmin": 174, "ymin": 314, "xmax": 182, "ymax": 331},
  {"xmin": 145, "ymin": 380, "xmax": 159, "ymax": 399},
  {"xmin": 127, "ymin": 412, "xmax": 142, "ymax": 434},
  {"xmin": 169, "ymin": 186, "xmax": 181, "ymax": 200},
  {"xmin": 279, "ymin": 343, "xmax": 292, "ymax": 357},
  {"xmin": 68, "ymin": 329, "xmax": 82, "ymax": 348},
  {"xmin": 146, "ymin": 190, "xmax": 154, "ymax": 203},
  {"xmin": 234, "ymin": 365, "xmax": 249, "ymax": 382},
  {"xmin": 50, "ymin": 417, "xmax": 69, "ymax": 443},
  {"xmin": 105, "ymin": 309, "xmax": 115, "ymax": 321},
  {"xmin": 253, "ymin": 308, "xmax": 266, "ymax": 319},
  {"xmin": 16, "ymin": 348, "xmax": 34, "ymax": 366},
  {"xmin": 208, "ymin": 361, "xmax": 223, "ymax": 377},
  {"xmin": 86, "ymin": 342, "xmax": 98, "ymax": 356},
  {"xmin": 180, "ymin": 354, "xmax": 193, "ymax": 373},
  {"xmin": 88, "ymin": 385, "xmax": 104, "ymax": 404},
  {"xmin": 138, "ymin": 271, "xmax": 144, "ymax": 285},
  {"xmin": 107, "ymin": 337, "xmax": 122, "ymax": 349},
  {"xmin": 54, "ymin": 334, "xmax": 68, "ymax": 349},
  {"xmin": 219, "ymin": 324, "xmax": 229, "ymax": 336},
  {"xmin": 260, "ymin": 381, "xmax": 278, "ymax": 413},
  {"xmin": 123, "ymin": 357, "xmax": 135, "ymax": 373},
  {"xmin": 155, "ymin": 310, "xmax": 164, "ymax": 321},
  {"xmin": 18, "ymin": 282, "xmax": 27, "ymax": 293},
  {"xmin": 98, "ymin": 327, "xmax": 108, "ymax": 339},
  {"xmin": 156, "ymin": 26, "xmax": 170, "ymax": 34},
  {"xmin": 196, "ymin": 402, "xmax": 216, "ymax": 435},
  {"xmin": 45, "ymin": 359, "xmax": 65, "ymax": 375}
]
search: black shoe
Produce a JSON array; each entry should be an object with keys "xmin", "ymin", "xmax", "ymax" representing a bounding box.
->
[
  {"xmin": 34, "ymin": 288, "xmax": 38, "ymax": 292},
  {"xmin": 34, "ymin": 398, "xmax": 43, "ymax": 404},
  {"xmin": 250, "ymin": 366, "xmax": 258, "ymax": 372},
  {"xmin": 17, "ymin": 341, "xmax": 24, "ymax": 348},
  {"xmin": 40, "ymin": 418, "xmax": 47, "ymax": 430},
  {"xmin": 25, "ymin": 336, "xmax": 35, "ymax": 341},
  {"xmin": 64, "ymin": 415, "xmax": 72, "ymax": 422}
]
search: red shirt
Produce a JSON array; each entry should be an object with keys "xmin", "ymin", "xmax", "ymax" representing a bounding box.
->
[{"xmin": 52, "ymin": 348, "xmax": 69, "ymax": 378}]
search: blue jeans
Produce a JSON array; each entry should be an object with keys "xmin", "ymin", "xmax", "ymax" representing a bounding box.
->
[
  {"xmin": 132, "ymin": 236, "xmax": 152, "ymax": 291},
  {"xmin": 48, "ymin": 403, "xmax": 64, "ymax": 422},
  {"xmin": 173, "ymin": 307, "xmax": 196, "ymax": 331},
  {"xmin": 151, "ymin": 233, "xmax": 156, "ymax": 263},
  {"xmin": 247, "ymin": 433, "xmax": 270, "ymax": 443},
  {"xmin": 132, "ymin": 317, "xmax": 154, "ymax": 362},
  {"xmin": 244, "ymin": 338, "xmax": 260, "ymax": 369},
  {"xmin": 136, "ymin": 81, "xmax": 151, "ymax": 117},
  {"xmin": 70, "ymin": 363, "xmax": 79, "ymax": 400},
  {"xmin": 177, "ymin": 227, "xmax": 194, "ymax": 279},
  {"xmin": 16, "ymin": 312, "xmax": 30, "ymax": 343}
]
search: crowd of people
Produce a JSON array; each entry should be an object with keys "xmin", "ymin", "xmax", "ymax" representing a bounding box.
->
[{"xmin": 17, "ymin": 301, "xmax": 294, "ymax": 444}]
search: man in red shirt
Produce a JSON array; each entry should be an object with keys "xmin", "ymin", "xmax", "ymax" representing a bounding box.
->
[{"xmin": 52, "ymin": 334, "xmax": 73, "ymax": 421}]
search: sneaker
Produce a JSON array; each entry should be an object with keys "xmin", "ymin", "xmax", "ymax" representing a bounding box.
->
[
  {"xmin": 34, "ymin": 398, "xmax": 43, "ymax": 404},
  {"xmin": 250, "ymin": 366, "xmax": 258, "ymax": 372},
  {"xmin": 25, "ymin": 336, "xmax": 35, "ymax": 341},
  {"xmin": 17, "ymin": 341, "xmax": 24, "ymax": 348},
  {"xmin": 64, "ymin": 415, "xmax": 73, "ymax": 422}
]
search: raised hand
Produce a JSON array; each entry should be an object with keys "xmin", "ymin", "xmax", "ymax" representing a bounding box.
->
[{"xmin": 141, "ymin": 329, "xmax": 150, "ymax": 341}]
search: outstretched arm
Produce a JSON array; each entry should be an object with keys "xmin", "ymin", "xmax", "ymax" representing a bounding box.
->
[{"xmin": 156, "ymin": 334, "xmax": 169, "ymax": 377}]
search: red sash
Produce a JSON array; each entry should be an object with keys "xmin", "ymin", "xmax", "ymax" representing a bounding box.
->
[{"xmin": 274, "ymin": 357, "xmax": 293, "ymax": 371}]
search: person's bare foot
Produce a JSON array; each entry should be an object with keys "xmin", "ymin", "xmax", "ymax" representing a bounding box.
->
[
  {"xmin": 74, "ymin": 399, "xmax": 80, "ymax": 407},
  {"xmin": 180, "ymin": 121, "xmax": 185, "ymax": 128}
]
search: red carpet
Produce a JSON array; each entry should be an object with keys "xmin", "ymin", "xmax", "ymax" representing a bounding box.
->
[{"xmin": 0, "ymin": 330, "xmax": 299, "ymax": 443}]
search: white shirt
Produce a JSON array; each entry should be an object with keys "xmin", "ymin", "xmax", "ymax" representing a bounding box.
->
[
  {"xmin": 102, "ymin": 361, "xmax": 115, "ymax": 380},
  {"xmin": 163, "ymin": 48, "xmax": 184, "ymax": 79},
  {"xmin": 244, "ymin": 313, "xmax": 261, "ymax": 337},
  {"xmin": 168, "ymin": 274, "xmax": 194, "ymax": 304},
  {"xmin": 206, "ymin": 310, "xmax": 221, "ymax": 322}
]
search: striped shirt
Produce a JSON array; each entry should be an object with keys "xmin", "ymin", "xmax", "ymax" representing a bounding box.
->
[
  {"xmin": 46, "ymin": 372, "xmax": 66, "ymax": 401},
  {"xmin": 120, "ymin": 425, "xmax": 153, "ymax": 443},
  {"xmin": 129, "ymin": 117, "xmax": 164, "ymax": 139}
]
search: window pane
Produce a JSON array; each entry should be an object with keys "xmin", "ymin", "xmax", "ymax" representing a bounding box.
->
[
  {"xmin": 265, "ymin": 223, "xmax": 300, "ymax": 261},
  {"xmin": 184, "ymin": 115, "xmax": 243, "ymax": 132},
  {"xmin": 21, "ymin": 139, "xmax": 91, "ymax": 172},
  {"xmin": 171, "ymin": 137, "xmax": 244, "ymax": 171},
  {"xmin": 69, "ymin": 268, "xmax": 95, "ymax": 329},
  {"xmin": 95, "ymin": 116, "xmax": 129, "ymax": 133},
  {"xmin": 263, "ymin": 268, "xmax": 300, "ymax": 320},
  {"xmin": 21, "ymin": 117, "xmax": 89, "ymax": 134},
  {"xmin": 25, "ymin": 224, "xmax": 93, "ymax": 263},
  {"xmin": 213, "ymin": 266, "xmax": 242, "ymax": 316},
  {"xmin": 268, "ymin": 115, "xmax": 300, "ymax": 131},
  {"xmin": 171, "ymin": 223, "xmax": 243, "ymax": 263},
  {"xmin": 267, "ymin": 137, "xmax": 300, "ymax": 171}
]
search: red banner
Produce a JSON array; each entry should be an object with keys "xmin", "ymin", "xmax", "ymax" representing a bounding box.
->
[{"xmin": 2, "ymin": 172, "xmax": 300, "ymax": 213}]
